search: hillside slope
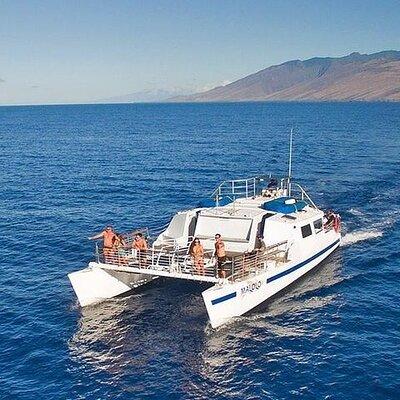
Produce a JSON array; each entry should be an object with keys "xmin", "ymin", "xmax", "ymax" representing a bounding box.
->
[{"xmin": 169, "ymin": 51, "xmax": 400, "ymax": 102}]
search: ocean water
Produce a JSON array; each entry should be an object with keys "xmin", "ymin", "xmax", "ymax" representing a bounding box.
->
[{"xmin": 0, "ymin": 102, "xmax": 399, "ymax": 400}]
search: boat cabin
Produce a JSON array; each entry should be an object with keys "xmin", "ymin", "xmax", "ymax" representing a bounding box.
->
[{"xmin": 153, "ymin": 183, "xmax": 325, "ymax": 258}]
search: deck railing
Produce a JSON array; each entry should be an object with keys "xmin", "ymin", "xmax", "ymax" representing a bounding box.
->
[
  {"xmin": 98, "ymin": 244, "xmax": 218, "ymax": 279},
  {"xmin": 211, "ymin": 176, "xmax": 272, "ymax": 205},
  {"xmin": 289, "ymin": 183, "xmax": 317, "ymax": 209},
  {"xmin": 228, "ymin": 241, "xmax": 288, "ymax": 282},
  {"xmin": 95, "ymin": 239, "xmax": 288, "ymax": 283}
]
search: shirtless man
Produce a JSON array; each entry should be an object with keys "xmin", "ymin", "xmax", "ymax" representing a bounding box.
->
[
  {"xmin": 214, "ymin": 234, "xmax": 226, "ymax": 278},
  {"xmin": 88, "ymin": 226, "xmax": 117, "ymax": 263},
  {"xmin": 132, "ymin": 233, "xmax": 148, "ymax": 267},
  {"xmin": 132, "ymin": 233, "xmax": 148, "ymax": 250}
]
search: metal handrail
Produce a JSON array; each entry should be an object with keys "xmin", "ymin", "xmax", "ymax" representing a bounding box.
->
[
  {"xmin": 211, "ymin": 175, "xmax": 272, "ymax": 205},
  {"xmin": 154, "ymin": 235, "xmax": 194, "ymax": 252},
  {"xmin": 290, "ymin": 183, "xmax": 317, "ymax": 209},
  {"xmin": 95, "ymin": 239, "xmax": 289, "ymax": 283},
  {"xmin": 228, "ymin": 240, "xmax": 288, "ymax": 282},
  {"xmin": 209, "ymin": 176, "xmax": 319, "ymax": 210},
  {"xmin": 97, "ymin": 244, "xmax": 218, "ymax": 279}
]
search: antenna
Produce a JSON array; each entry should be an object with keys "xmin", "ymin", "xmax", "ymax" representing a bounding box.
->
[{"xmin": 288, "ymin": 128, "xmax": 294, "ymax": 196}]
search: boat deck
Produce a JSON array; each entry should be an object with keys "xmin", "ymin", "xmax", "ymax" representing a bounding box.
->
[{"xmin": 94, "ymin": 241, "xmax": 288, "ymax": 284}]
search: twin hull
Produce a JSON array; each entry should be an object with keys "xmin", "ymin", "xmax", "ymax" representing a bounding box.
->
[{"xmin": 69, "ymin": 232, "xmax": 340, "ymax": 328}]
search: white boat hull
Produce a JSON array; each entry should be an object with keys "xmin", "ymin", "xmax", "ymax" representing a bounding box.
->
[
  {"xmin": 68, "ymin": 262, "xmax": 155, "ymax": 307},
  {"xmin": 202, "ymin": 235, "xmax": 341, "ymax": 328}
]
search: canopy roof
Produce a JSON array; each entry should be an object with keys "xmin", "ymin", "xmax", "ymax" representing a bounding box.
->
[{"xmin": 262, "ymin": 197, "xmax": 307, "ymax": 214}]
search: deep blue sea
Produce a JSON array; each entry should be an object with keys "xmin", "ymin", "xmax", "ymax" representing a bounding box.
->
[{"xmin": 0, "ymin": 102, "xmax": 399, "ymax": 400}]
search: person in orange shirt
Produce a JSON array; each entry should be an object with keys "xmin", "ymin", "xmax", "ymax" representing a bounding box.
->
[
  {"xmin": 189, "ymin": 238, "xmax": 205, "ymax": 275},
  {"xmin": 132, "ymin": 233, "xmax": 148, "ymax": 267},
  {"xmin": 214, "ymin": 233, "xmax": 226, "ymax": 278},
  {"xmin": 88, "ymin": 226, "xmax": 117, "ymax": 263}
]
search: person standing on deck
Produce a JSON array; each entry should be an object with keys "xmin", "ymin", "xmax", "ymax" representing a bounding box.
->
[
  {"xmin": 255, "ymin": 234, "xmax": 266, "ymax": 254},
  {"xmin": 113, "ymin": 233, "xmax": 127, "ymax": 265},
  {"xmin": 132, "ymin": 233, "xmax": 147, "ymax": 250},
  {"xmin": 189, "ymin": 238, "xmax": 205, "ymax": 275},
  {"xmin": 214, "ymin": 234, "xmax": 226, "ymax": 278},
  {"xmin": 88, "ymin": 226, "xmax": 116, "ymax": 263},
  {"xmin": 132, "ymin": 233, "xmax": 148, "ymax": 267}
]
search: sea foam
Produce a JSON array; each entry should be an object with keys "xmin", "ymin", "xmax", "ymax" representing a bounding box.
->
[{"xmin": 342, "ymin": 229, "xmax": 383, "ymax": 246}]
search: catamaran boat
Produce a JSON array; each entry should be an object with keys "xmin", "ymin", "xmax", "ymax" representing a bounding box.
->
[{"xmin": 69, "ymin": 174, "xmax": 341, "ymax": 328}]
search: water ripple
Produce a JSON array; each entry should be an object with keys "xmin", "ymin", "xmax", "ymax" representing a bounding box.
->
[{"xmin": 1, "ymin": 102, "xmax": 399, "ymax": 400}]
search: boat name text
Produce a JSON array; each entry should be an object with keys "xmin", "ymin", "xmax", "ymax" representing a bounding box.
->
[{"xmin": 241, "ymin": 280, "xmax": 262, "ymax": 296}]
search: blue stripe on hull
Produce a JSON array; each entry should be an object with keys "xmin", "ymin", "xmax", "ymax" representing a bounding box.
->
[
  {"xmin": 211, "ymin": 238, "xmax": 340, "ymax": 306},
  {"xmin": 211, "ymin": 291, "xmax": 237, "ymax": 305},
  {"xmin": 267, "ymin": 238, "xmax": 340, "ymax": 283}
]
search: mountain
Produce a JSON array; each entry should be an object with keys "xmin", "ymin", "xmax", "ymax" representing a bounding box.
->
[
  {"xmin": 168, "ymin": 51, "xmax": 400, "ymax": 102},
  {"xmin": 98, "ymin": 88, "xmax": 193, "ymax": 103}
]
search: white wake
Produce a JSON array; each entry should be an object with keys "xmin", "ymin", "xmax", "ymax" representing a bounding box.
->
[
  {"xmin": 341, "ymin": 229, "xmax": 383, "ymax": 246},
  {"xmin": 348, "ymin": 208, "xmax": 364, "ymax": 216}
]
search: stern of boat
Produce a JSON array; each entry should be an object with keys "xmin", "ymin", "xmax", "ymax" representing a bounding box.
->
[{"xmin": 68, "ymin": 262, "xmax": 154, "ymax": 307}]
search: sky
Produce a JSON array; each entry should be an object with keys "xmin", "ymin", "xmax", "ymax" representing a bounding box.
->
[{"xmin": 1, "ymin": 0, "xmax": 400, "ymax": 105}]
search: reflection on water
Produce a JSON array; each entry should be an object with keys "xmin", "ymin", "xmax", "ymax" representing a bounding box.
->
[
  {"xmin": 68, "ymin": 250, "xmax": 344, "ymax": 398},
  {"xmin": 69, "ymin": 298, "xmax": 133, "ymax": 373}
]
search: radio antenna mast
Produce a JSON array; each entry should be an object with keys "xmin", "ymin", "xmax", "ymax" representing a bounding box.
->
[{"xmin": 288, "ymin": 128, "xmax": 294, "ymax": 196}]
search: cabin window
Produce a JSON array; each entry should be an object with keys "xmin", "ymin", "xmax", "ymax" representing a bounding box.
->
[
  {"xmin": 195, "ymin": 215, "xmax": 252, "ymax": 241},
  {"xmin": 188, "ymin": 216, "xmax": 197, "ymax": 238},
  {"xmin": 313, "ymin": 218, "xmax": 323, "ymax": 233},
  {"xmin": 301, "ymin": 224, "xmax": 312, "ymax": 238}
]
